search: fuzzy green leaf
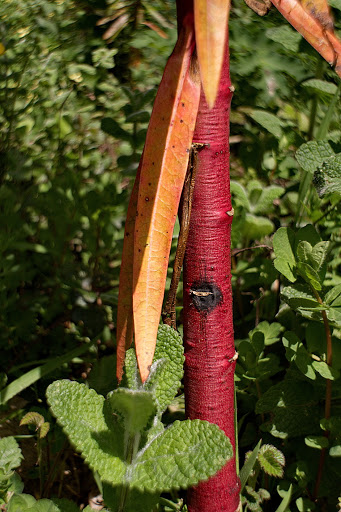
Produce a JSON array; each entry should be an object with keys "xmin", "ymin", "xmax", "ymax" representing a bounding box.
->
[
  {"xmin": 230, "ymin": 181, "xmax": 251, "ymax": 211},
  {"xmin": 123, "ymin": 349, "xmax": 140, "ymax": 390},
  {"xmin": 107, "ymin": 388, "xmax": 156, "ymax": 434},
  {"xmin": 296, "ymin": 261, "xmax": 322, "ymax": 290},
  {"xmin": 144, "ymin": 325, "xmax": 184, "ymax": 415},
  {"xmin": 258, "ymin": 444, "xmax": 285, "ymax": 477},
  {"xmin": 313, "ymin": 154, "xmax": 341, "ymax": 197},
  {"xmin": 325, "ymin": 284, "xmax": 341, "ymax": 307},
  {"xmin": 250, "ymin": 111, "xmax": 283, "ymax": 139},
  {"xmin": 295, "ymin": 140, "xmax": 334, "ymax": 174},
  {"xmin": 47, "ymin": 380, "xmax": 126, "ymax": 485},
  {"xmin": 130, "ymin": 419, "xmax": 233, "ymax": 492},
  {"xmin": 0, "ymin": 437, "xmax": 22, "ymax": 473},
  {"xmin": 273, "ymin": 228, "xmax": 296, "ymax": 282},
  {"xmin": 7, "ymin": 495, "xmax": 37, "ymax": 512}
]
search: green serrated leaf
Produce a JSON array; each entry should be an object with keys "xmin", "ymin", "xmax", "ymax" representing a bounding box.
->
[
  {"xmin": 258, "ymin": 444, "xmax": 285, "ymax": 477},
  {"xmin": 296, "ymin": 140, "xmax": 334, "ymax": 174},
  {"xmin": 39, "ymin": 422, "xmax": 50, "ymax": 439},
  {"xmin": 20, "ymin": 412, "xmax": 45, "ymax": 429},
  {"xmin": 144, "ymin": 325, "xmax": 184, "ymax": 415},
  {"xmin": 302, "ymin": 79, "xmax": 338, "ymax": 96},
  {"xmin": 130, "ymin": 420, "xmax": 233, "ymax": 492},
  {"xmin": 0, "ymin": 437, "xmax": 22, "ymax": 473},
  {"xmin": 273, "ymin": 228, "xmax": 296, "ymax": 282},
  {"xmin": 250, "ymin": 111, "xmax": 283, "ymax": 139},
  {"xmin": 304, "ymin": 436, "xmax": 329, "ymax": 450},
  {"xmin": 47, "ymin": 380, "xmax": 126, "ymax": 485},
  {"xmin": 107, "ymin": 388, "xmax": 156, "ymax": 435}
]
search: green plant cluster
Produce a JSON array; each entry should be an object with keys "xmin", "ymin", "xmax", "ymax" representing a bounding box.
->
[{"xmin": 1, "ymin": 0, "xmax": 341, "ymax": 510}]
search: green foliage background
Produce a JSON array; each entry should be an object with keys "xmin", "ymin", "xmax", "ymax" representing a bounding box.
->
[{"xmin": 1, "ymin": 0, "xmax": 341, "ymax": 510}]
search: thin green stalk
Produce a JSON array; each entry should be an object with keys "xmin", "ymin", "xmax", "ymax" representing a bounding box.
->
[{"xmin": 312, "ymin": 290, "xmax": 333, "ymax": 500}]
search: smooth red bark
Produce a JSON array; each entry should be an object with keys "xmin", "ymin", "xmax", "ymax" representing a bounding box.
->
[{"xmin": 178, "ymin": 2, "xmax": 240, "ymax": 511}]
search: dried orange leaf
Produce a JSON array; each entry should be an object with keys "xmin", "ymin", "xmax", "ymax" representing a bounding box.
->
[
  {"xmin": 116, "ymin": 162, "xmax": 142, "ymax": 382},
  {"xmin": 194, "ymin": 0, "xmax": 230, "ymax": 108},
  {"xmin": 271, "ymin": 0, "xmax": 341, "ymax": 77},
  {"xmin": 300, "ymin": 0, "xmax": 333, "ymax": 30},
  {"xmin": 133, "ymin": 19, "xmax": 200, "ymax": 383}
]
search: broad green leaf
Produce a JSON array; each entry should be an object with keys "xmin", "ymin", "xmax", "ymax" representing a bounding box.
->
[
  {"xmin": 295, "ymin": 140, "xmax": 334, "ymax": 173},
  {"xmin": 133, "ymin": 18, "xmax": 200, "ymax": 382},
  {"xmin": 281, "ymin": 284, "xmax": 320, "ymax": 310},
  {"xmin": 313, "ymin": 153, "xmax": 341, "ymax": 197},
  {"xmin": 266, "ymin": 25, "xmax": 302, "ymax": 52},
  {"xmin": 144, "ymin": 324, "xmax": 184, "ymax": 414},
  {"xmin": 250, "ymin": 111, "xmax": 283, "ymax": 139},
  {"xmin": 282, "ymin": 332, "xmax": 315, "ymax": 379},
  {"xmin": 0, "ymin": 437, "xmax": 22, "ymax": 472},
  {"xmin": 0, "ymin": 343, "xmax": 94, "ymax": 405},
  {"xmin": 250, "ymin": 322, "xmax": 282, "ymax": 346},
  {"xmin": 194, "ymin": 0, "xmax": 230, "ymax": 108},
  {"xmin": 47, "ymin": 380, "xmax": 126, "ymax": 485},
  {"xmin": 258, "ymin": 444, "xmax": 285, "ymax": 477},
  {"xmin": 240, "ymin": 440, "xmax": 262, "ymax": 491},
  {"xmin": 302, "ymin": 79, "xmax": 337, "ymax": 95},
  {"xmin": 102, "ymin": 482, "xmax": 159, "ymax": 512},
  {"xmin": 312, "ymin": 360, "xmax": 339, "ymax": 380},
  {"xmin": 130, "ymin": 419, "xmax": 233, "ymax": 492},
  {"xmin": 107, "ymin": 388, "xmax": 156, "ymax": 434},
  {"xmin": 273, "ymin": 227, "xmax": 296, "ymax": 282},
  {"xmin": 7, "ymin": 495, "xmax": 36, "ymax": 512},
  {"xmin": 329, "ymin": 444, "xmax": 341, "ymax": 456},
  {"xmin": 304, "ymin": 436, "xmax": 329, "ymax": 449},
  {"xmin": 297, "ymin": 261, "xmax": 322, "ymax": 290}
]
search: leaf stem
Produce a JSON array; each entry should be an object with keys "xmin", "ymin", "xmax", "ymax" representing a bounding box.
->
[{"xmin": 312, "ymin": 289, "xmax": 332, "ymax": 500}]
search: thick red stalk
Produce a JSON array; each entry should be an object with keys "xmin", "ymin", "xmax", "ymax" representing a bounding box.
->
[{"xmin": 178, "ymin": 3, "xmax": 240, "ymax": 511}]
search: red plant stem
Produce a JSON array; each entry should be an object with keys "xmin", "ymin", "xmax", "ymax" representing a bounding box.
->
[{"xmin": 178, "ymin": 3, "xmax": 240, "ymax": 511}]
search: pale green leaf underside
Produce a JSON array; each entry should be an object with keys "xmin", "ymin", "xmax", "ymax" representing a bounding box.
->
[
  {"xmin": 107, "ymin": 388, "xmax": 156, "ymax": 434},
  {"xmin": 0, "ymin": 436, "xmax": 22, "ymax": 472},
  {"xmin": 129, "ymin": 419, "xmax": 233, "ymax": 492},
  {"xmin": 47, "ymin": 380, "xmax": 126, "ymax": 485}
]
